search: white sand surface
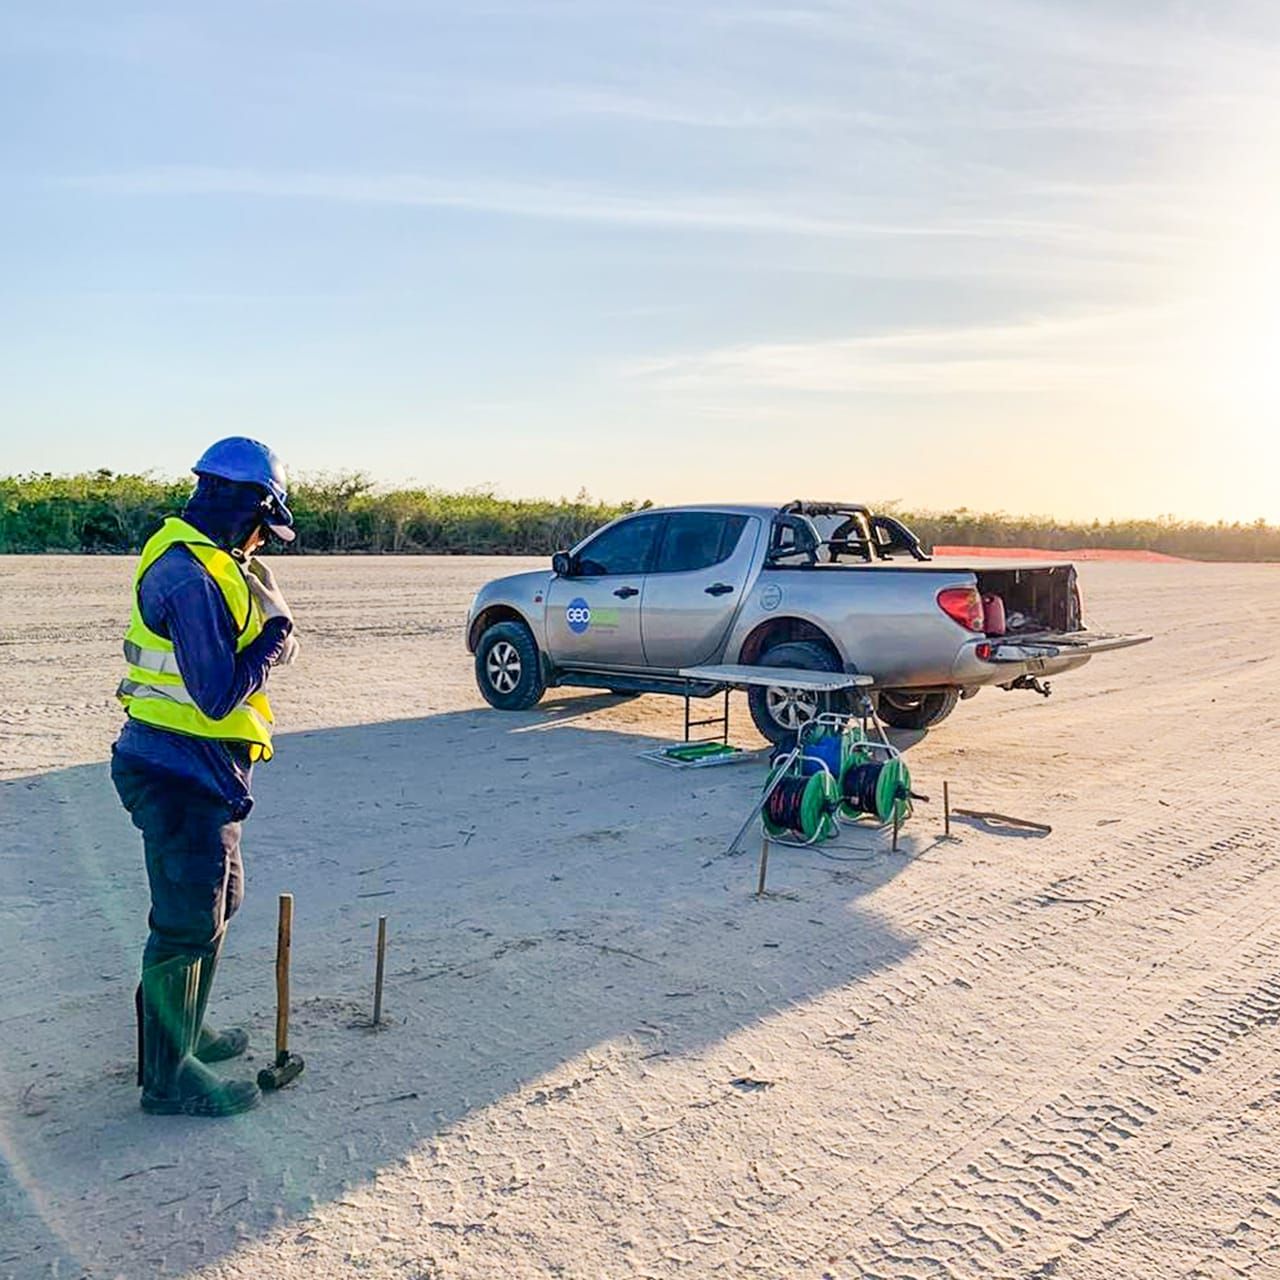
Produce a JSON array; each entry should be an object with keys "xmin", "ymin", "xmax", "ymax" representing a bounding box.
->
[{"xmin": 1, "ymin": 555, "xmax": 1277, "ymax": 1279}]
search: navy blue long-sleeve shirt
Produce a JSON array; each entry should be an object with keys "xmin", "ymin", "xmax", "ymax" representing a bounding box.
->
[{"xmin": 113, "ymin": 544, "xmax": 292, "ymax": 819}]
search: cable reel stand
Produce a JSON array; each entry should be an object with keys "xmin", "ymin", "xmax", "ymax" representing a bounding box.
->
[{"xmin": 746, "ymin": 693, "xmax": 919, "ymax": 890}]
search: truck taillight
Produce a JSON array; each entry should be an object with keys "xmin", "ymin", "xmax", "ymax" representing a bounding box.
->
[{"xmin": 937, "ymin": 586, "xmax": 985, "ymax": 632}]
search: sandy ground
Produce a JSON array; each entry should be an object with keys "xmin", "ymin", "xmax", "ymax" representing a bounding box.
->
[{"xmin": 1, "ymin": 554, "xmax": 1278, "ymax": 1280}]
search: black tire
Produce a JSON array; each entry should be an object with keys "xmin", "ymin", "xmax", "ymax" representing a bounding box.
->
[
  {"xmin": 747, "ymin": 639, "xmax": 852, "ymax": 745},
  {"xmin": 876, "ymin": 687, "xmax": 960, "ymax": 730},
  {"xmin": 475, "ymin": 621, "xmax": 547, "ymax": 711}
]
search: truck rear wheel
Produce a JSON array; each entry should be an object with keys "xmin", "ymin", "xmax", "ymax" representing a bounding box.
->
[
  {"xmin": 475, "ymin": 621, "xmax": 547, "ymax": 711},
  {"xmin": 877, "ymin": 687, "xmax": 959, "ymax": 730},
  {"xmin": 747, "ymin": 640, "xmax": 852, "ymax": 745}
]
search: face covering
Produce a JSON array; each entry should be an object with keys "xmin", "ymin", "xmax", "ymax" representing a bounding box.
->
[{"xmin": 183, "ymin": 477, "xmax": 270, "ymax": 551}]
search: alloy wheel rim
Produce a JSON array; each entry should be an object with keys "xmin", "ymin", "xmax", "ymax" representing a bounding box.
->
[
  {"xmin": 766, "ymin": 685, "xmax": 819, "ymax": 730},
  {"xmin": 487, "ymin": 641, "xmax": 522, "ymax": 693}
]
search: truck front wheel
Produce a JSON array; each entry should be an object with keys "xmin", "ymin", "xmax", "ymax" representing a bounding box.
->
[
  {"xmin": 747, "ymin": 640, "xmax": 852, "ymax": 745},
  {"xmin": 475, "ymin": 621, "xmax": 547, "ymax": 711},
  {"xmin": 877, "ymin": 687, "xmax": 959, "ymax": 730}
]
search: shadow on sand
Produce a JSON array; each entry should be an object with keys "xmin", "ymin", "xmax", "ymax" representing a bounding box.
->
[{"xmin": 0, "ymin": 696, "xmax": 929, "ymax": 1278}]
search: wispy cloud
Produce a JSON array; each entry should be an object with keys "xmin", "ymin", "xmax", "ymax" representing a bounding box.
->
[
  {"xmin": 66, "ymin": 167, "xmax": 1200, "ymax": 257},
  {"xmin": 342, "ymin": 67, "xmax": 892, "ymax": 131},
  {"xmin": 721, "ymin": 0, "xmax": 1280, "ymax": 79},
  {"xmin": 489, "ymin": 80, "xmax": 1278, "ymax": 138},
  {"xmin": 625, "ymin": 305, "xmax": 1197, "ymax": 396}
]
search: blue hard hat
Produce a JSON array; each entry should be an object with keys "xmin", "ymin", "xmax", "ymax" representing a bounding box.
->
[{"xmin": 193, "ymin": 437, "xmax": 295, "ymax": 542}]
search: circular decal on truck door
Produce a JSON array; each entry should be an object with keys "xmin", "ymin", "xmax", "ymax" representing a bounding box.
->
[{"xmin": 566, "ymin": 597, "xmax": 592, "ymax": 634}]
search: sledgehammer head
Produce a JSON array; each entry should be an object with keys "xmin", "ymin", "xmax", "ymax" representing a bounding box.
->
[{"xmin": 258, "ymin": 1049, "xmax": 305, "ymax": 1091}]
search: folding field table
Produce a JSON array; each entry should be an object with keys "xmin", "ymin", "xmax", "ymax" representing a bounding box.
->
[{"xmin": 675, "ymin": 664, "xmax": 874, "ymax": 743}]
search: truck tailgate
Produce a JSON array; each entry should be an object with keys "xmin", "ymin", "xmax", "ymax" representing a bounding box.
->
[{"xmin": 986, "ymin": 632, "xmax": 1152, "ymax": 662}]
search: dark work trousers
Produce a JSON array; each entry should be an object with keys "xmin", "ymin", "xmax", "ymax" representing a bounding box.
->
[{"xmin": 111, "ymin": 756, "xmax": 244, "ymax": 970}]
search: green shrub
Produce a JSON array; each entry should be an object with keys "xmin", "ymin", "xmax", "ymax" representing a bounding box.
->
[
  {"xmin": 0, "ymin": 471, "xmax": 647, "ymax": 555},
  {"xmin": 1, "ymin": 473, "xmax": 1276, "ymax": 560},
  {"xmin": 897, "ymin": 507, "xmax": 1280, "ymax": 562}
]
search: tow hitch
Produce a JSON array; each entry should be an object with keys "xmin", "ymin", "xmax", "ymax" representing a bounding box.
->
[{"xmin": 1002, "ymin": 674, "xmax": 1053, "ymax": 698}]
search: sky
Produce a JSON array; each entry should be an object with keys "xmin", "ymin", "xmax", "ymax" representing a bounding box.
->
[{"xmin": 3, "ymin": 0, "xmax": 1280, "ymax": 522}]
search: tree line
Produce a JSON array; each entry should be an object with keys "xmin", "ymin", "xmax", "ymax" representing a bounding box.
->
[
  {"xmin": 0, "ymin": 471, "xmax": 644, "ymax": 555},
  {"xmin": 2, "ymin": 470, "xmax": 1278, "ymax": 561}
]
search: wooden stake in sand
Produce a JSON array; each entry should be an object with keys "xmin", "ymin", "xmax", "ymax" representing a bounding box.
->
[
  {"xmin": 756, "ymin": 835, "xmax": 771, "ymax": 897},
  {"xmin": 944, "ymin": 781, "xmax": 951, "ymax": 837},
  {"xmin": 372, "ymin": 915, "xmax": 388, "ymax": 1027},
  {"xmin": 892, "ymin": 804, "xmax": 900, "ymax": 852}
]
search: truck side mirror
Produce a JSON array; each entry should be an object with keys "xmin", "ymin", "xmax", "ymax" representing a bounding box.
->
[{"xmin": 552, "ymin": 551, "xmax": 573, "ymax": 577}]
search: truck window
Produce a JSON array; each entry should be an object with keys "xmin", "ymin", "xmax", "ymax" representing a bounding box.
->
[
  {"xmin": 653, "ymin": 512, "xmax": 749, "ymax": 574},
  {"xmin": 575, "ymin": 514, "xmax": 662, "ymax": 576}
]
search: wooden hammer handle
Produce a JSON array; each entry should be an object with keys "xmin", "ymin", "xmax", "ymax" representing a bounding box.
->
[
  {"xmin": 952, "ymin": 807, "xmax": 1052, "ymax": 835},
  {"xmin": 275, "ymin": 893, "xmax": 293, "ymax": 1057}
]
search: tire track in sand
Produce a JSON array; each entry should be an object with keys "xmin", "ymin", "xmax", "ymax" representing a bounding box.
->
[
  {"xmin": 814, "ymin": 937, "xmax": 1280, "ymax": 1277},
  {"xmin": 672, "ymin": 801, "xmax": 1280, "ymax": 1278}
]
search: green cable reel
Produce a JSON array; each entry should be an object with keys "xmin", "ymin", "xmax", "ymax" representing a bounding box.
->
[
  {"xmin": 876, "ymin": 756, "xmax": 911, "ymax": 825},
  {"xmin": 761, "ymin": 720, "xmax": 911, "ymax": 843},
  {"xmin": 837, "ymin": 751, "xmax": 912, "ymax": 824},
  {"xmin": 836, "ymin": 744, "xmax": 871, "ymax": 822},
  {"xmin": 761, "ymin": 768, "xmax": 841, "ymax": 842}
]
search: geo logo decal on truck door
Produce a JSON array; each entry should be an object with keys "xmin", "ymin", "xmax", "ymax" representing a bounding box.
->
[{"xmin": 566, "ymin": 598, "xmax": 592, "ymax": 634}]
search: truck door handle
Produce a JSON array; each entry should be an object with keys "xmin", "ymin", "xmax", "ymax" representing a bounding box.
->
[
  {"xmin": 705, "ymin": 583, "xmax": 735, "ymax": 596},
  {"xmin": 613, "ymin": 586, "xmax": 639, "ymax": 598}
]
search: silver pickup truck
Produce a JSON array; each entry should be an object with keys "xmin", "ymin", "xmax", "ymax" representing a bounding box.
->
[{"xmin": 465, "ymin": 501, "xmax": 1151, "ymax": 742}]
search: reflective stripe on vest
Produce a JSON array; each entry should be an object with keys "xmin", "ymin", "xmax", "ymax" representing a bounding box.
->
[
  {"xmin": 122, "ymin": 640, "xmax": 183, "ymax": 677},
  {"xmin": 117, "ymin": 516, "xmax": 276, "ymax": 761},
  {"xmin": 116, "ymin": 677, "xmax": 274, "ymax": 735}
]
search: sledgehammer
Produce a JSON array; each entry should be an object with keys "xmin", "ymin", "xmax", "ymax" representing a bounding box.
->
[{"xmin": 258, "ymin": 893, "xmax": 305, "ymax": 1091}]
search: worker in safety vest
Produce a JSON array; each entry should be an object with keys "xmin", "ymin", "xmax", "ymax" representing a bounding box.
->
[{"xmin": 111, "ymin": 437, "xmax": 298, "ymax": 1116}]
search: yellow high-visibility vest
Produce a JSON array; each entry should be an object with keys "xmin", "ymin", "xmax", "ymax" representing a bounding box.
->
[{"xmin": 116, "ymin": 516, "xmax": 275, "ymax": 761}]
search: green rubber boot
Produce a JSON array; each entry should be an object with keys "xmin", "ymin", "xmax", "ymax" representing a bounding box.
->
[
  {"xmin": 139, "ymin": 956, "xmax": 260, "ymax": 1117},
  {"xmin": 192, "ymin": 942, "xmax": 249, "ymax": 1065}
]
